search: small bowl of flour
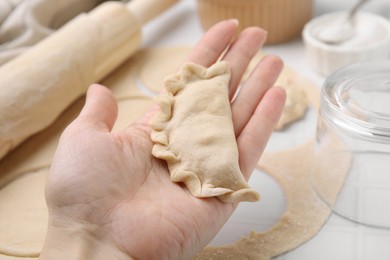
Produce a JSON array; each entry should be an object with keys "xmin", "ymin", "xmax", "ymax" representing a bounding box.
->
[{"xmin": 302, "ymin": 11, "xmax": 390, "ymax": 76}]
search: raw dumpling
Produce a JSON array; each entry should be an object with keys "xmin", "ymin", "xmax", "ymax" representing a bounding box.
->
[{"xmin": 150, "ymin": 61, "xmax": 259, "ymax": 203}]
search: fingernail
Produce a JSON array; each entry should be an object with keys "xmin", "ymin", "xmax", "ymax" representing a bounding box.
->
[{"xmin": 228, "ymin": 18, "xmax": 239, "ymax": 26}]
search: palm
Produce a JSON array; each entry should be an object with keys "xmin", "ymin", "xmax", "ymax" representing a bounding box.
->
[
  {"xmin": 44, "ymin": 20, "xmax": 286, "ymax": 260},
  {"xmin": 48, "ymin": 115, "xmax": 232, "ymax": 259}
]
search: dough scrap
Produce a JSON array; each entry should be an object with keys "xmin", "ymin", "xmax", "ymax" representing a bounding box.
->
[
  {"xmin": 242, "ymin": 52, "xmax": 309, "ymax": 130},
  {"xmin": 274, "ymin": 67, "xmax": 308, "ymax": 130},
  {"xmin": 150, "ymin": 61, "xmax": 259, "ymax": 203}
]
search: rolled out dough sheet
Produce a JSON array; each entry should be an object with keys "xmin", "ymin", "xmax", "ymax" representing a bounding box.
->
[
  {"xmin": 0, "ymin": 256, "xmax": 37, "ymax": 260},
  {"xmin": 0, "ymin": 169, "xmax": 48, "ymax": 257},
  {"xmin": 139, "ymin": 47, "xmax": 192, "ymax": 94},
  {"xmin": 101, "ymin": 54, "xmax": 150, "ymax": 100},
  {"xmin": 194, "ymin": 139, "xmax": 351, "ymax": 259}
]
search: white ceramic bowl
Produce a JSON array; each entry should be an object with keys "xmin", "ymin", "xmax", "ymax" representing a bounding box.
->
[{"xmin": 302, "ymin": 12, "xmax": 390, "ymax": 76}]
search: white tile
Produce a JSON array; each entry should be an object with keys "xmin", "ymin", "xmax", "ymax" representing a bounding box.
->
[
  {"xmin": 363, "ymin": 232, "xmax": 390, "ymax": 260},
  {"xmin": 282, "ymin": 228, "xmax": 358, "ymax": 259}
]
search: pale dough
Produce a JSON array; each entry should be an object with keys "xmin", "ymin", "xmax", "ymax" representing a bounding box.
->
[
  {"xmin": 150, "ymin": 61, "xmax": 259, "ymax": 203},
  {"xmin": 0, "ymin": 254, "xmax": 39, "ymax": 260},
  {"xmin": 0, "ymin": 256, "xmax": 37, "ymax": 260},
  {"xmin": 193, "ymin": 79, "xmax": 351, "ymax": 259},
  {"xmin": 102, "ymin": 54, "xmax": 149, "ymax": 100},
  {"xmin": 0, "ymin": 169, "xmax": 48, "ymax": 257},
  {"xmin": 273, "ymin": 67, "xmax": 308, "ymax": 130},
  {"xmin": 0, "ymin": 47, "xmax": 344, "ymax": 259},
  {"xmin": 139, "ymin": 47, "xmax": 191, "ymax": 94},
  {"xmin": 193, "ymin": 140, "xmax": 351, "ymax": 259},
  {"xmin": 242, "ymin": 52, "xmax": 309, "ymax": 130},
  {"xmin": 138, "ymin": 48, "xmax": 309, "ymax": 130}
]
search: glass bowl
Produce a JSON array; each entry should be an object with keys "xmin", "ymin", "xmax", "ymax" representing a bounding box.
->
[{"xmin": 311, "ymin": 60, "xmax": 390, "ymax": 229}]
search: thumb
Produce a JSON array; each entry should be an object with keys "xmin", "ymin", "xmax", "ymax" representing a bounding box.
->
[{"xmin": 76, "ymin": 84, "xmax": 118, "ymax": 132}]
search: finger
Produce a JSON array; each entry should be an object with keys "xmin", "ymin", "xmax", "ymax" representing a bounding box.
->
[
  {"xmin": 237, "ymin": 87, "xmax": 286, "ymax": 179},
  {"xmin": 139, "ymin": 19, "xmax": 239, "ymax": 125},
  {"xmin": 77, "ymin": 84, "xmax": 118, "ymax": 132},
  {"xmin": 184, "ymin": 19, "xmax": 239, "ymax": 66},
  {"xmin": 222, "ymin": 27, "xmax": 267, "ymax": 99},
  {"xmin": 232, "ymin": 55, "xmax": 284, "ymax": 136}
]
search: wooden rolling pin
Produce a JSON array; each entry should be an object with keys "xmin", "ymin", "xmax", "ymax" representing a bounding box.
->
[{"xmin": 0, "ymin": 0, "xmax": 178, "ymax": 160}]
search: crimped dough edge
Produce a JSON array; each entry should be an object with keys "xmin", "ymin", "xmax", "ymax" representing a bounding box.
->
[{"xmin": 150, "ymin": 62, "xmax": 259, "ymax": 203}]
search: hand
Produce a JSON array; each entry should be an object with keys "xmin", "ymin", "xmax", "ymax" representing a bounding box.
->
[{"xmin": 40, "ymin": 19, "xmax": 286, "ymax": 260}]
